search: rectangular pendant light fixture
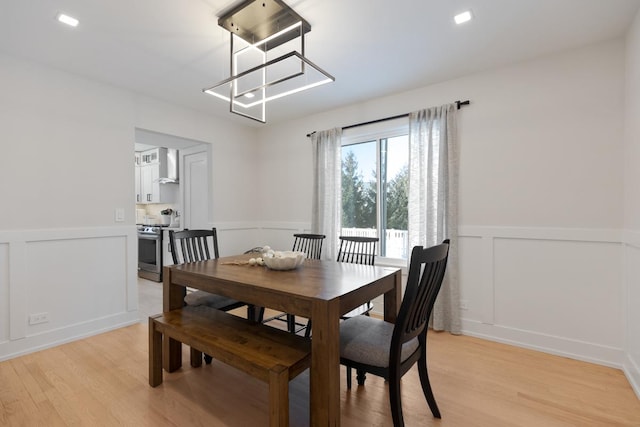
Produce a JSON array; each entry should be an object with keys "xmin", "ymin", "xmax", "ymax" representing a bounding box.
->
[{"xmin": 203, "ymin": 0, "xmax": 334, "ymax": 123}]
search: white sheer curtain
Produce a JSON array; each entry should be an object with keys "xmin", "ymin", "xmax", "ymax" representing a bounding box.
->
[
  {"xmin": 311, "ymin": 128, "xmax": 342, "ymax": 260},
  {"xmin": 408, "ymin": 104, "xmax": 460, "ymax": 334}
]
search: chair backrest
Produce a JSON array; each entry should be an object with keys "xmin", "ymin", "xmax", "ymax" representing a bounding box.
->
[
  {"xmin": 336, "ymin": 236, "xmax": 378, "ymax": 265},
  {"xmin": 169, "ymin": 228, "xmax": 220, "ymax": 265},
  {"xmin": 292, "ymin": 233, "xmax": 325, "ymax": 260},
  {"xmin": 391, "ymin": 240, "xmax": 450, "ymax": 361}
]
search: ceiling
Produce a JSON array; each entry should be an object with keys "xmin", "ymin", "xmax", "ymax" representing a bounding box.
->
[{"xmin": 2, "ymin": 0, "xmax": 640, "ymax": 127}]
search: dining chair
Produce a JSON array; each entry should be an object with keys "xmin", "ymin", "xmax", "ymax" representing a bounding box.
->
[
  {"xmin": 337, "ymin": 236, "xmax": 378, "ymax": 317},
  {"xmin": 339, "ymin": 239, "xmax": 450, "ymax": 427},
  {"xmin": 292, "ymin": 233, "xmax": 325, "ymax": 260},
  {"xmin": 169, "ymin": 228, "xmax": 248, "ymax": 363},
  {"xmin": 303, "ymin": 236, "xmax": 378, "ymax": 338},
  {"xmin": 262, "ymin": 233, "xmax": 325, "ymax": 334}
]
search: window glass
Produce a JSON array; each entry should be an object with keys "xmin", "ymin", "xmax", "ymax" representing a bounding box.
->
[
  {"xmin": 341, "ymin": 122, "xmax": 409, "ymax": 259},
  {"xmin": 382, "ymin": 135, "xmax": 408, "ymax": 259},
  {"xmin": 342, "ymin": 140, "xmax": 377, "ymax": 231}
]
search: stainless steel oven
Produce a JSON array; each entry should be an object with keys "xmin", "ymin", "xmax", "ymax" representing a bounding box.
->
[{"xmin": 138, "ymin": 225, "xmax": 163, "ymax": 281}]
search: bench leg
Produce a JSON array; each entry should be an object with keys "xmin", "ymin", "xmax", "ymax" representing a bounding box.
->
[
  {"xmin": 190, "ymin": 347, "xmax": 203, "ymax": 368},
  {"xmin": 149, "ymin": 317, "xmax": 163, "ymax": 387},
  {"xmin": 269, "ymin": 364, "xmax": 289, "ymax": 427},
  {"xmin": 163, "ymin": 336, "xmax": 182, "ymax": 373}
]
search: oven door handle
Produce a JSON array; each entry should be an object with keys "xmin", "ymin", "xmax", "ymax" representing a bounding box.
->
[{"xmin": 138, "ymin": 234, "xmax": 161, "ymax": 240}]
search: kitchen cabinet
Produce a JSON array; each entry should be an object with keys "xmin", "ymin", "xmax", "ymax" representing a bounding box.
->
[
  {"xmin": 140, "ymin": 163, "xmax": 159, "ymax": 203},
  {"xmin": 135, "ymin": 148, "xmax": 177, "ymax": 204},
  {"xmin": 135, "ymin": 152, "xmax": 142, "ymax": 203},
  {"xmin": 141, "ymin": 147, "xmax": 162, "ymax": 165}
]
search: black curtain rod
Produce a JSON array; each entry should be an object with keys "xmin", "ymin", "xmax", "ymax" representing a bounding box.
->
[{"xmin": 306, "ymin": 100, "xmax": 470, "ymax": 138}]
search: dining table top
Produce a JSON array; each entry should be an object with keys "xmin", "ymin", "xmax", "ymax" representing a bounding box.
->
[
  {"xmin": 166, "ymin": 254, "xmax": 401, "ymax": 318},
  {"xmin": 163, "ymin": 253, "xmax": 403, "ymax": 426}
]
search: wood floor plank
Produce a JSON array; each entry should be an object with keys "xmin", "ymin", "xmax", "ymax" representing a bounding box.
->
[{"xmin": 0, "ymin": 322, "xmax": 638, "ymax": 426}]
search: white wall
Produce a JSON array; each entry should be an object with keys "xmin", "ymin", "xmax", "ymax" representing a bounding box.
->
[
  {"xmin": 0, "ymin": 52, "xmax": 258, "ymax": 361},
  {"xmin": 256, "ymin": 40, "xmax": 628, "ymax": 368},
  {"xmin": 623, "ymin": 8, "xmax": 640, "ymax": 397},
  {"xmin": 0, "ymin": 30, "xmax": 637, "ymax": 400}
]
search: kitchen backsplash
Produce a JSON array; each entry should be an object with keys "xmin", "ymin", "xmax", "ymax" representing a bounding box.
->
[{"xmin": 136, "ymin": 203, "xmax": 179, "ymax": 225}]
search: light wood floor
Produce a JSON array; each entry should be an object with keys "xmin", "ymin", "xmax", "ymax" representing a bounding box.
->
[{"xmin": 1, "ymin": 282, "xmax": 639, "ymax": 426}]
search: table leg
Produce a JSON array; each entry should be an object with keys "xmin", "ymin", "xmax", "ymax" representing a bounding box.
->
[
  {"xmin": 163, "ymin": 267, "xmax": 185, "ymax": 372},
  {"xmin": 384, "ymin": 270, "xmax": 402, "ymax": 323},
  {"xmin": 310, "ymin": 300, "xmax": 341, "ymax": 426}
]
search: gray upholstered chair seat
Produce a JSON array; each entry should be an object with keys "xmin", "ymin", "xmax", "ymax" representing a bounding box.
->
[
  {"xmin": 184, "ymin": 290, "xmax": 239, "ymax": 310},
  {"xmin": 340, "ymin": 315, "xmax": 419, "ymax": 368}
]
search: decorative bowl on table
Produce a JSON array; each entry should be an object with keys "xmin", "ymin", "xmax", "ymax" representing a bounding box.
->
[{"xmin": 262, "ymin": 250, "xmax": 306, "ymax": 270}]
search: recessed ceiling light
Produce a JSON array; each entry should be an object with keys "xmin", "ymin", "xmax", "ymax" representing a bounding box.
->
[
  {"xmin": 454, "ymin": 10, "xmax": 472, "ymax": 25},
  {"xmin": 57, "ymin": 13, "xmax": 79, "ymax": 27}
]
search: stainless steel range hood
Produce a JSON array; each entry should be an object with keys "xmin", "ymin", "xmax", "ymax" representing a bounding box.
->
[{"xmin": 158, "ymin": 148, "xmax": 179, "ymax": 184}]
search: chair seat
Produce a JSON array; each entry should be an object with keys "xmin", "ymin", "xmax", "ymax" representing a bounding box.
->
[
  {"xmin": 340, "ymin": 315, "xmax": 419, "ymax": 368},
  {"xmin": 184, "ymin": 290, "xmax": 241, "ymax": 310}
]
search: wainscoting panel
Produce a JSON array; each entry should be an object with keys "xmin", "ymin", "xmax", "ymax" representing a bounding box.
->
[
  {"xmin": 25, "ymin": 237, "xmax": 128, "ymax": 332},
  {"xmin": 458, "ymin": 236, "xmax": 489, "ymax": 323},
  {"xmin": 459, "ymin": 226, "xmax": 625, "ymax": 367},
  {"xmin": 258, "ymin": 222, "xmax": 314, "ymax": 252},
  {"xmin": 494, "ymin": 238, "xmax": 622, "ymax": 347},
  {"xmin": 215, "ymin": 222, "xmax": 313, "ymax": 256},
  {"xmin": 624, "ymin": 232, "xmax": 640, "ymax": 398},
  {"xmin": 215, "ymin": 224, "xmax": 260, "ymax": 257},
  {"xmin": 0, "ymin": 227, "xmax": 139, "ymax": 362},
  {"xmin": 0, "ymin": 243, "xmax": 8, "ymax": 344}
]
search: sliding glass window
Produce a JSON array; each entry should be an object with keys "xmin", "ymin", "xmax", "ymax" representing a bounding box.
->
[{"xmin": 341, "ymin": 119, "xmax": 409, "ymax": 260}]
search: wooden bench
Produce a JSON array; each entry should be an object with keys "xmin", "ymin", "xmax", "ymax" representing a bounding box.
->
[{"xmin": 149, "ymin": 305, "xmax": 311, "ymax": 427}]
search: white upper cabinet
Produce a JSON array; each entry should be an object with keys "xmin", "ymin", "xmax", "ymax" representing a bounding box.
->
[{"xmin": 135, "ymin": 148, "xmax": 177, "ymax": 204}]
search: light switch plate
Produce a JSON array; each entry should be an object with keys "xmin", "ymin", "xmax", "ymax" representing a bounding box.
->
[{"xmin": 115, "ymin": 208, "xmax": 125, "ymax": 222}]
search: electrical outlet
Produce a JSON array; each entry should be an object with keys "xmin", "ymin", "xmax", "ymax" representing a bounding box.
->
[
  {"xmin": 29, "ymin": 312, "xmax": 49, "ymax": 325},
  {"xmin": 115, "ymin": 208, "xmax": 125, "ymax": 222},
  {"xmin": 460, "ymin": 300, "xmax": 469, "ymax": 310}
]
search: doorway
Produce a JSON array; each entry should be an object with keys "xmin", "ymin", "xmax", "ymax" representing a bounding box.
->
[
  {"xmin": 134, "ymin": 128, "xmax": 211, "ymax": 314},
  {"xmin": 134, "ymin": 128, "xmax": 210, "ymax": 227}
]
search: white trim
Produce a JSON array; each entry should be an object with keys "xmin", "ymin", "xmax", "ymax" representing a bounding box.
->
[
  {"xmin": 622, "ymin": 229, "xmax": 640, "ymax": 399},
  {"xmin": 0, "ymin": 225, "xmax": 137, "ymax": 242},
  {"xmin": 462, "ymin": 319, "xmax": 624, "ymax": 368},
  {"xmin": 9, "ymin": 240, "xmax": 27, "ymax": 340},
  {"xmin": 624, "ymin": 353, "xmax": 640, "ymax": 399},
  {"xmin": 459, "ymin": 225, "xmax": 621, "ymax": 243},
  {"xmin": 480, "ymin": 236, "xmax": 495, "ymax": 325},
  {"xmin": 0, "ymin": 313, "xmax": 139, "ymax": 362},
  {"xmin": 252, "ymin": 221, "xmax": 312, "ymax": 232},
  {"xmin": 211, "ymin": 221, "xmax": 313, "ymax": 234},
  {"xmin": 623, "ymin": 229, "xmax": 640, "ymax": 248}
]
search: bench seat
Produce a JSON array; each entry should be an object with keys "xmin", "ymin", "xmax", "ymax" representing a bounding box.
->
[{"xmin": 149, "ymin": 305, "xmax": 311, "ymax": 427}]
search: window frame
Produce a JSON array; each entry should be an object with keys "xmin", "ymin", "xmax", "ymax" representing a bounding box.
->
[{"xmin": 341, "ymin": 118, "xmax": 409, "ymax": 264}]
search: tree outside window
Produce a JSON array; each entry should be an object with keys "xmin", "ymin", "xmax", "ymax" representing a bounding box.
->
[{"xmin": 341, "ymin": 134, "xmax": 408, "ymax": 259}]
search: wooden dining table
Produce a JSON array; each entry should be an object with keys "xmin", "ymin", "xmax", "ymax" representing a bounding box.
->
[{"xmin": 163, "ymin": 254, "xmax": 402, "ymax": 426}]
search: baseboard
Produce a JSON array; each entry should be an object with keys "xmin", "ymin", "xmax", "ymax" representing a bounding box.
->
[
  {"xmin": 461, "ymin": 319, "xmax": 624, "ymax": 369},
  {"xmin": 0, "ymin": 311, "xmax": 140, "ymax": 362},
  {"xmin": 624, "ymin": 354, "xmax": 640, "ymax": 399}
]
